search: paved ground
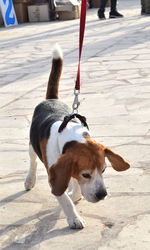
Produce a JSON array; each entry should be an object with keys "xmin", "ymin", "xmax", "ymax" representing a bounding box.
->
[{"xmin": 0, "ymin": 0, "xmax": 150, "ymax": 249}]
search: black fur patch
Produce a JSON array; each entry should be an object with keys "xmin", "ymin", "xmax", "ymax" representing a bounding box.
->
[
  {"xmin": 30, "ymin": 99, "xmax": 72, "ymax": 161},
  {"xmin": 62, "ymin": 140, "xmax": 78, "ymax": 154}
]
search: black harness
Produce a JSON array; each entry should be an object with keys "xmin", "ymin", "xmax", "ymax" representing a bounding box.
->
[{"xmin": 58, "ymin": 113, "xmax": 89, "ymax": 133}]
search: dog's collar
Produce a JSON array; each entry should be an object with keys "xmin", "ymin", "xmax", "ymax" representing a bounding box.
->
[{"xmin": 58, "ymin": 113, "xmax": 89, "ymax": 133}]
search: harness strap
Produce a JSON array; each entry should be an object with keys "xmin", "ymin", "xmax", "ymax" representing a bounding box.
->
[{"xmin": 58, "ymin": 113, "xmax": 89, "ymax": 133}]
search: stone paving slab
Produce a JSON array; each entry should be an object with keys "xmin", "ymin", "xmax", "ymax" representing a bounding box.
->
[{"xmin": 0, "ymin": 0, "xmax": 150, "ymax": 249}]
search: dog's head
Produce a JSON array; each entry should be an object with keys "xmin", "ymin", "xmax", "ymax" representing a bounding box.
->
[{"xmin": 48, "ymin": 139, "xmax": 130, "ymax": 202}]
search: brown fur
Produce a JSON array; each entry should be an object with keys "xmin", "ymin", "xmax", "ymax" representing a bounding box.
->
[
  {"xmin": 40, "ymin": 139, "xmax": 49, "ymax": 173},
  {"xmin": 49, "ymin": 154, "xmax": 74, "ymax": 196},
  {"xmin": 104, "ymin": 147, "xmax": 130, "ymax": 171},
  {"xmin": 49, "ymin": 140, "xmax": 103, "ymax": 196},
  {"xmin": 46, "ymin": 58, "xmax": 63, "ymax": 99},
  {"xmin": 49, "ymin": 138, "xmax": 130, "ymax": 196}
]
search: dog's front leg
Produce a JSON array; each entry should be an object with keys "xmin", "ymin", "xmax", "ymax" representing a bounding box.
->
[
  {"xmin": 68, "ymin": 178, "xmax": 82, "ymax": 202},
  {"xmin": 56, "ymin": 192, "xmax": 85, "ymax": 229}
]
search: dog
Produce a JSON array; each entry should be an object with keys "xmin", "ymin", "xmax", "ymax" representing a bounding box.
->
[{"xmin": 25, "ymin": 44, "xmax": 130, "ymax": 229}]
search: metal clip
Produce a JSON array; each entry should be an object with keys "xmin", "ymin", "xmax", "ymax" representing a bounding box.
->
[{"xmin": 72, "ymin": 89, "xmax": 80, "ymax": 113}]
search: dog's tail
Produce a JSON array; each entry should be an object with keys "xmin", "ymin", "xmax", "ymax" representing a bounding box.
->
[{"xmin": 46, "ymin": 44, "xmax": 63, "ymax": 99}]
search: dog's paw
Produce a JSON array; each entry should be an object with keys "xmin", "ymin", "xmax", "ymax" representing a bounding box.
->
[
  {"xmin": 67, "ymin": 216, "xmax": 85, "ymax": 229},
  {"xmin": 24, "ymin": 175, "xmax": 36, "ymax": 191}
]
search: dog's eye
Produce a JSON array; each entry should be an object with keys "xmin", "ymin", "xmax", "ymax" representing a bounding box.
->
[
  {"xmin": 102, "ymin": 168, "xmax": 106, "ymax": 173},
  {"xmin": 82, "ymin": 173, "xmax": 91, "ymax": 179}
]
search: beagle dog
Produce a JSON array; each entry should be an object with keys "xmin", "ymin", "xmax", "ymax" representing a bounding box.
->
[{"xmin": 25, "ymin": 44, "xmax": 130, "ymax": 229}]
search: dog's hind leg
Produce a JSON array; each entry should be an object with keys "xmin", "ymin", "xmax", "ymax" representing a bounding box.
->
[{"xmin": 24, "ymin": 144, "xmax": 37, "ymax": 190}]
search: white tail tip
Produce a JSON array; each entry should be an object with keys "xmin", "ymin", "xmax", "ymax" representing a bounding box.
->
[{"xmin": 52, "ymin": 44, "xmax": 63, "ymax": 59}]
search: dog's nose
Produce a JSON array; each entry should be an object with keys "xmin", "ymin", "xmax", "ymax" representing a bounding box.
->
[{"xmin": 95, "ymin": 190, "xmax": 107, "ymax": 200}]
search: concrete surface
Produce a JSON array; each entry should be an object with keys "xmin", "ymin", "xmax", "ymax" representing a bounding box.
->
[{"xmin": 0, "ymin": 0, "xmax": 150, "ymax": 249}]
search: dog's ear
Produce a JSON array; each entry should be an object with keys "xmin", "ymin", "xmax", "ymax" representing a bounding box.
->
[
  {"xmin": 104, "ymin": 147, "xmax": 130, "ymax": 171},
  {"xmin": 48, "ymin": 154, "xmax": 74, "ymax": 196}
]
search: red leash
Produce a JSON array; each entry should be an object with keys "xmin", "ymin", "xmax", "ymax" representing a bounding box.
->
[
  {"xmin": 75, "ymin": 0, "xmax": 87, "ymax": 90},
  {"xmin": 73, "ymin": 0, "xmax": 87, "ymax": 112}
]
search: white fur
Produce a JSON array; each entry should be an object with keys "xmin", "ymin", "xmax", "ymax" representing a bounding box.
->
[
  {"xmin": 46, "ymin": 121, "xmax": 61, "ymax": 167},
  {"xmin": 46, "ymin": 121, "xmax": 90, "ymax": 168},
  {"xmin": 25, "ymin": 145, "xmax": 37, "ymax": 190},
  {"xmin": 56, "ymin": 192, "xmax": 85, "ymax": 229},
  {"xmin": 79, "ymin": 169, "xmax": 106, "ymax": 203},
  {"xmin": 52, "ymin": 44, "xmax": 63, "ymax": 59},
  {"xmin": 68, "ymin": 178, "xmax": 82, "ymax": 202}
]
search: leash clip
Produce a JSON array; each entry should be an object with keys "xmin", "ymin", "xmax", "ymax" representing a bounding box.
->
[{"xmin": 72, "ymin": 89, "xmax": 80, "ymax": 113}]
